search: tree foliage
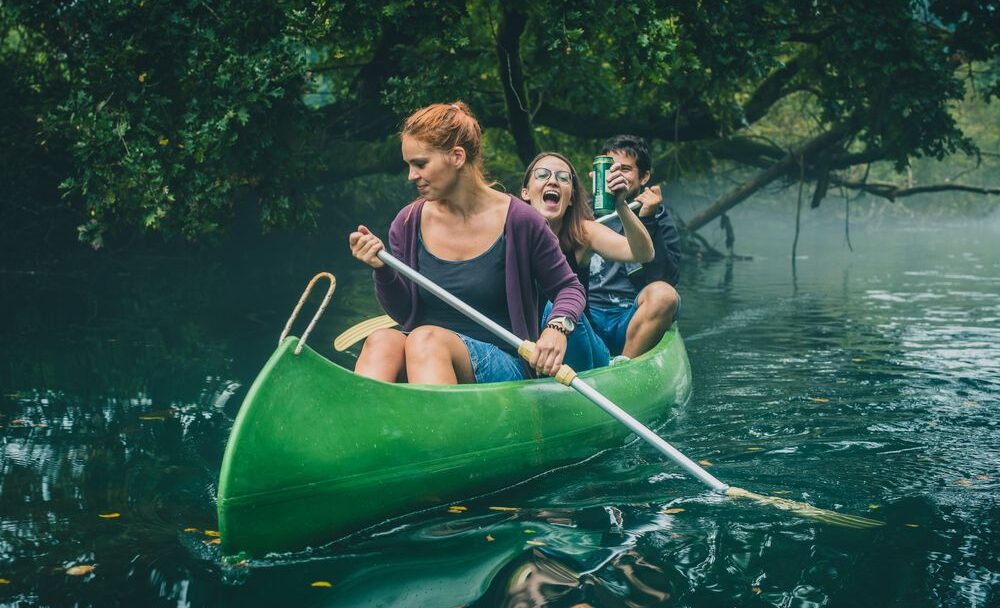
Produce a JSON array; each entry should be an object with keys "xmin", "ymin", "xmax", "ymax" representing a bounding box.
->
[{"xmin": 1, "ymin": 0, "xmax": 998, "ymax": 247}]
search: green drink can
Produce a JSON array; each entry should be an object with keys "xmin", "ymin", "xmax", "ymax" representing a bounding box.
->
[{"xmin": 591, "ymin": 155, "xmax": 615, "ymax": 217}]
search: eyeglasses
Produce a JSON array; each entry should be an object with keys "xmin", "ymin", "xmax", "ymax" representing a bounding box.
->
[{"xmin": 532, "ymin": 167, "xmax": 572, "ymax": 185}]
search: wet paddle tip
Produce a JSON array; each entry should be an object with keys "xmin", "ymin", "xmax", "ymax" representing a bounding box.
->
[{"xmin": 725, "ymin": 486, "xmax": 884, "ymax": 529}]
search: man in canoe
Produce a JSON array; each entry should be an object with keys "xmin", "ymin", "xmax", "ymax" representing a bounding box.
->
[
  {"xmin": 349, "ymin": 102, "xmax": 585, "ymax": 384},
  {"xmin": 587, "ymin": 135, "xmax": 682, "ymax": 359},
  {"xmin": 519, "ymin": 152, "xmax": 654, "ymax": 371}
]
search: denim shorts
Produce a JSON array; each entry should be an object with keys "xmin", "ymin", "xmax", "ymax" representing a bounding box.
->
[
  {"xmin": 590, "ymin": 289, "xmax": 682, "ymax": 357},
  {"xmin": 456, "ymin": 334, "xmax": 528, "ymax": 384}
]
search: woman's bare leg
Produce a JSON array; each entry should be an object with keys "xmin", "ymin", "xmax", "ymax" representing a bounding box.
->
[
  {"xmin": 403, "ymin": 326, "xmax": 475, "ymax": 384},
  {"xmin": 355, "ymin": 328, "xmax": 407, "ymax": 382}
]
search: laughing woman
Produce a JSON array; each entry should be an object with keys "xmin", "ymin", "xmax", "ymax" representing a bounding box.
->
[
  {"xmin": 349, "ymin": 103, "xmax": 585, "ymax": 385},
  {"xmin": 520, "ymin": 152, "xmax": 654, "ymax": 371}
]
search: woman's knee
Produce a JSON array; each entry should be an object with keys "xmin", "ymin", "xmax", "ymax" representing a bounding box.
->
[
  {"xmin": 362, "ymin": 328, "xmax": 406, "ymax": 354},
  {"xmin": 404, "ymin": 326, "xmax": 457, "ymax": 359}
]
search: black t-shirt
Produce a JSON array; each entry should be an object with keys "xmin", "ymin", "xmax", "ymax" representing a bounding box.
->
[{"xmin": 416, "ymin": 233, "xmax": 515, "ymax": 353}]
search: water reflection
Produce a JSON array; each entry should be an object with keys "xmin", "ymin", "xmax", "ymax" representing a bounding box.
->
[{"xmin": 1, "ymin": 218, "xmax": 998, "ymax": 606}]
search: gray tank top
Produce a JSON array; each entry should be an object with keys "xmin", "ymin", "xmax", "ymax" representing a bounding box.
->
[{"xmin": 416, "ymin": 232, "xmax": 514, "ymax": 353}]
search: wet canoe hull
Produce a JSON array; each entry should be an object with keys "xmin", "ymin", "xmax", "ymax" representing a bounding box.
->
[{"xmin": 217, "ymin": 328, "xmax": 691, "ymax": 556}]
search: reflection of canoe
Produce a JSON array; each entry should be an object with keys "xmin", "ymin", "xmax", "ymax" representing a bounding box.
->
[{"xmin": 217, "ymin": 328, "xmax": 692, "ymax": 557}]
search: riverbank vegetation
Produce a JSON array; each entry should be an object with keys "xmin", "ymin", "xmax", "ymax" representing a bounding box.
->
[{"xmin": 1, "ymin": 1, "xmax": 997, "ymax": 253}]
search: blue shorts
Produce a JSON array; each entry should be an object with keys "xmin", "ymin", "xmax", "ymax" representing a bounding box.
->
[
  {"xmin": 590, "ymin": 289, "xmax": 681, "ymax": 357},
  {"xmin": 456, "ymin": 334, "xmax": 528, "ymax": 384},
  {"xmin": 542, "ymin": 302, "xmax": 610, "ymax": 372}
]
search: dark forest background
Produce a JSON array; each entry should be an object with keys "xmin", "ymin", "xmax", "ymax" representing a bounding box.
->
[{"xmin": 2, "ymin": 0, "xmax": 998, "ymax": 258}]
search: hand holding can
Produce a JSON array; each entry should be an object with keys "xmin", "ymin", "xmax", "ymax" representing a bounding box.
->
[
  {"xmin": 606, "ymin": 163, "xmax": 630, "ymax": 204},
  {"xmin": 591, "ymin": 155, "xmax": 614, "ymax": 217}
]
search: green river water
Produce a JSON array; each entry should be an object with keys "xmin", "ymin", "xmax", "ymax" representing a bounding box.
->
[{"xmin": 1, "ymin": 207, "xmax": 997, "ymax": 607}]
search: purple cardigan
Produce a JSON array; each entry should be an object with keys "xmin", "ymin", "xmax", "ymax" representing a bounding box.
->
[{"xmin": 372, "ymin": 196, "xmax": 585, "ymax": 342}]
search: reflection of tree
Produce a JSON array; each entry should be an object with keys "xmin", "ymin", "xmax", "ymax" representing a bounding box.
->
[
  {"xmin": 1, "ymin": 258, "xmax": 233, "ymax": 402},
  {"xmin": 0, "ymin": 388, "xmax": 232, "ymax": 606},
  {"xmin": 475, "ymin": 547, "xmax": 676, "ymax": 608}
]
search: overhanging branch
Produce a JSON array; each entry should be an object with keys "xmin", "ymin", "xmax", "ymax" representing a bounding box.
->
[
  {"xmin": 684, "ymin": 125, "xmax": 854, "ymax": 233},
  {"xmin": 832, "ymin": 178, "xmax": 1000, "ymax": 201}
]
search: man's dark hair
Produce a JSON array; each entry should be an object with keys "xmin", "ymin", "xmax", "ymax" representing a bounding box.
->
[{"xmin": 601, "ymin": 134, "xmax": 651, "ymax": 176}]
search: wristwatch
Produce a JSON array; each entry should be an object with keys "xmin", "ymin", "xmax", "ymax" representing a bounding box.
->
[{"xmin": 545, "ymin": 316, "xmax": 576, "ymax": 335}]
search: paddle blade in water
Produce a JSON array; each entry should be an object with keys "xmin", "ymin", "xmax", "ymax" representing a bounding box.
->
[
  {"xmin": 726, "ymin": 487, "xmax": 884, "ymax": 529},
  {"xmin": 333, "ymin": 315, "xmax": 398, "ymax": 351}
]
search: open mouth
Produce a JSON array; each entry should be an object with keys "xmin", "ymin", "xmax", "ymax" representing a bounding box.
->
[{"xmin": 542, "ymin": 189, "xmax": 560, "ymax": 205}]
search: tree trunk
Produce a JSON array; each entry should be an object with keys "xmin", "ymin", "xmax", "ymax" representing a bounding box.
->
[{"xmin": 496, "ymin": 5, "xmax": 536, "ymax": 165}]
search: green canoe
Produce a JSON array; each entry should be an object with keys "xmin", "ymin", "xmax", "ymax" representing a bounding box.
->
[{"xmin": 217, "ymin": 327, "xmax": 692, "ymax": 557}]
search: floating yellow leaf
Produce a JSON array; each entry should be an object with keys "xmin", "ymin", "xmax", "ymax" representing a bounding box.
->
[
  {"xmin": 661, "ymin": 508, "xmax": 685, "ymax": 514},
  {"xmin": 523, "ymin": 529, "xmax": 535, "ymax": 534},
  {"xmin": 488, "ymin": 506, "xmax": 519, "ymax": 512},
  {"xmin": 66, "ymin": 565, "xmax": 95, "ymax": 576},
  {"xmin": 904, "ymin": 523, "xmax": 919, "ymax": 528},
  {"xmin": 956, "ymin": 479, "xmax": 974, "ymax": 487},
  {"xmin": 0, "ymin": 578, "xmax": 9, "ymax": 584},
  {"xmin": 311, "ymin": 581, "xmax": 332, "ymax": 588},
  {"xmin": 183, "ymin": 527, "xmax": 199, "ymax": 533},
  {"xmin": 746, "ymin": 447, "xmax": 764, "ymax": 452},
  {"xmin": 698, "ymin": 460, "xmax": 712, "ymax": 467},
  {"xmin": 570, "ymin": 604, "xmax": 594, "ymax": 608},
  {"xmin": 751, "ymin": 586, "xmax": 762, "ymax": 594},
  {"xmin": 851, "ymin": 358, "xmax": 865, "ymax": 363},
  {"xmin": 485, "ymin": 535, "xmax": 495, "ymax": 542},
  {"xmin": 868, "ymin": 504, "xmax": 880, "ymax": 510},
  {"xmin": 98, "ymin": 513, "xmax": 120, "ymax": 519},
  {"xmin": 158, "ymin": 137, "xmax": 169, "ymax": 146},
  {"xmin": 204, "ymin": 530, "xmax": 220, "ymax": 537},
  {"xmin": 138, "ymin": 73, "xmax": 147, "ymax": 83},
  {"xmin": 809, "ymin": 397, "xmax": 830, "ymax": 403},
  {"xmin": 526, "ymin": 540, "xmax": 545, "ymax": 546},
  {"xmin": 447, "ymin": 505, "xmax": 467, "ymax": 512},
  {"xmin": 203, "ymin": 538, "xmax": 220, "ymax": 545}
]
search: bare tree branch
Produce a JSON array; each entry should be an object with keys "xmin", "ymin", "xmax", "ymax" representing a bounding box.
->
[{"xmin": 831, "ymin": 178, "xmax": 1000, "ymax": 201}]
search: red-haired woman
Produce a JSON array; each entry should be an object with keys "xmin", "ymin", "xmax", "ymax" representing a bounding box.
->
[
  {"xmin": 349, "ymin": 102, "xmax": 585, "ymax": 384},
  {"xmin": 520, "ymin": 152, "xmax": 654, "ymax": 371}
]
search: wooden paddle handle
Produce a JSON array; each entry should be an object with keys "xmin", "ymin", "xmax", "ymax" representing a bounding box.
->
[{"xmin": 517, "ymin": 341, "xmax": 577, "ymax": 386}]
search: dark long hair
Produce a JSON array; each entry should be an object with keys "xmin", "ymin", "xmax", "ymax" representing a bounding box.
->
[{"xmin": 520, "ymin": 152, "xmax": 594, "ymax": 254}]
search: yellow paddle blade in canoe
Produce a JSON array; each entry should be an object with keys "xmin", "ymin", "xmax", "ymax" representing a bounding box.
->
[{"xmin": 333, "ymin": 315, "xmax": 398, "ymax": 351}]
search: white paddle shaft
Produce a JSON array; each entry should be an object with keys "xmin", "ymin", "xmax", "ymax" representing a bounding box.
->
[{"xmin": 375, "ymin": 249, "xmax": 730, "ymax": 493}]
